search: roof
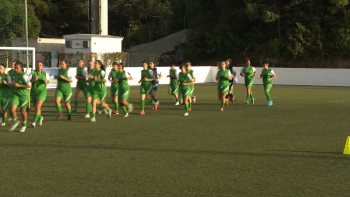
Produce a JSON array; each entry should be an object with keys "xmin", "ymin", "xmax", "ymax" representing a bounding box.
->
[{"xmin": 63, "ymin": 34, "xmax": 124, "ymax": 39}]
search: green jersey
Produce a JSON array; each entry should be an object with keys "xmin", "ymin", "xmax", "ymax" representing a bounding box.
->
[
  {"xmin": 0, "ymin": 74, "xmax": 12, "ymax": 98},
  {"xmin": 93, "ymin": 69, "xmax": 107, "ymax": 93},
  {"xmin": 108, "ymin": 69, "xmax": 119, "ymax": 89},
  {"xmin": 57, "ymin": 68, "xmax": 73, "ymax": 91},
  {"xmin": 77, "ymin": 67, "xmax": 87, "ymax": 83},
  {"xmin": 177, "ymin": 72, "xmax": 193, "ymax": 91},
  {"xmin": 261, "ymin": 69, "xmax": 276, "ymax": 85},
  {"xmin": 8, "ymin": 69, "xmax": 17, "ymax": 80},
  {"xmin": 116, "ymin": 70, "xmax": 130, "ymax": 90},
  {"xmin": 30, "ymin": 70, "xmax": 49, "ymax": 94},
  {"xmin": 12, "ymin": 72, "xmax": 31, "ymax": 97},
  {"xmin": 240, "ymin": 66, "xmax": 256, "ymax": 81},
  {"xmin": 216, "ymin": 69, "xmax": 231, "ymax": 85},
  {"xmin": 87, "ymin": 68, "xmax": 96, "ymax": 91},
  {"xmin": 169, "ymin": 69, "xmax": 178, "ymax": 86},
  {"xmin": 188, "ymin": 69, "xmax": 196, "ymax": 88},
  {"xmin": 141, "ymin": 69, "xmax": 153, "ymax": 86}
]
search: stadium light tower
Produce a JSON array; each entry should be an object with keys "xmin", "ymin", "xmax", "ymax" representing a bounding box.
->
[{"xmin": 90, "ymin": 0, "xmax": 108, "ymax": 35}]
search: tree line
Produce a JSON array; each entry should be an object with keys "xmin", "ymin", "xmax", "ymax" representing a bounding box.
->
[{"xmin": 2, "ymin": 0, "xmax": 350, "ymax": 67}]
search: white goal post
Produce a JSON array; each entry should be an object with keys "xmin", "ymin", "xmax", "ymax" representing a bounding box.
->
[{"xmin": 0, "ymin": 47, "xmax": 35, "ymax": 75}]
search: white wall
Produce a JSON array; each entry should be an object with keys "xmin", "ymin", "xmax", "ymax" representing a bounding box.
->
[
  {"xmin": 91, "ymin": 37, "xmax": 123, "ymax": 53},
  {"xmin": 33, "ymin": 67, "xmax": 350, "ymax": 89}
]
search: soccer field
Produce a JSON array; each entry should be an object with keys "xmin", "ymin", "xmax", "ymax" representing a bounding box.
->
[{"xmin": 0, "ymin": 84, "xmax": 350, "ymax": 196}]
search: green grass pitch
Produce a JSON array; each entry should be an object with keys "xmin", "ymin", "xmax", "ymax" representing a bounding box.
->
[{"xmin": 1, "ymin": 84, "xmax": 350, "ymax": 196}]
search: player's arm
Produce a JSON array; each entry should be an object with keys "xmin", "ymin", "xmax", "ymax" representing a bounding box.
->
[
  {"xmin": 14, "ymin": 75, "xmax": 31, "ymax": 88},
  {"xmin": 60, "ymin": 69, "xmax": 74, "ymax": 83},
  {"xmin": 75, "ymin": 68, "xmax": 86, "ymax": 79},
  {"xmin": 216, "ymin": 72, "xmax": 220, "ymax": 81},
  {"xmin": 227, "ymin": 72, "xmax": 233, "ymax": 80},
  {"xmin": 108, "ymin": 71, "xmax": 114, "ymax": 83},
  {"xmin": 268, "ymin": 70, "xmax": 276, "ymax": 81},
  {"xmin": 252, "ymin": 67, "xmax": 257, "ymax": 78},
  {"xmin": 45, "ymin": 72, "xmax": 50, "ymax": 84},
  {"xmin": 126, "ymin": 72, "xmax": 133, "ymax": 80},
  {"xmin": 240, "ymin": 68, "xmax": 245, "ymax": 77},
  {"xmin": 95, "ymin": 70, "xmax": 107, "ymax": 82},
  {"xmin": 155, "ymin": 72, "xmax": 162, "ymax": 82},
  {"xmin": 232, "ymin": 67, "xmax": 237, "ymax": 78},
  {"xmin": 29, "ymin": 71, "xmax": 36, "ymax": 83},
  {"xmin": 5, "ymin": 76, "xmax": 14, "ymax": 87},
  {"xmin": 183, "ymin": 74, "xmax": 194, "ymax": 86},
  {"xmin": 257, "ymin": 70, "xmax": 263, "ymax": 79}
]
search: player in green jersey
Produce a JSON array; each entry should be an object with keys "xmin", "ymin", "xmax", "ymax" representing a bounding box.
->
[
  {"xmin": 108, "ymin": 62, "xmax": 120, "ymax": 115},
  {"xmin": 167, "ymin": 64, "xmax": 179, "ymax": 105},
  {"xmin": 6, "ymin": 60, "xmax": 19, "ymax": 121},
  {"xmin": 177, "ymin": 64, "xmax": 194, "ymax": 116},
  {"xmin": 0, "ymin": 64, "xmax": 12, "ymax": 126},
  {"xmin": 74, "ymin": 59, "xmax": 88, "ymax": 112},
  {"xmin": 185, "ymin": 62, "xmax": 196, "ymax": 111},
  {"xmin": 216, "ymin": 61, "xmax": 233, "ymax": 111},
  {"xmin": 258, "ymin": 62, "xmax": 276, "ymax": 106},
  {"xmin": 55, "ymin": 60, "xmax": 74, "ymax": 122},
  {"xmin": 30, "ymin": 61, "xmax": 50, "ymax": 128},
  {"xmin": 138, "ymin": 61, "xmax": 156, "ymax": 115},
  {"xmin": 9, "ymin": 62, "xmax": 31, "ymax": 132},
  {"xmin": 240, "ymin": 58, "xmax": 257, "ymax": 105},
  {"xmin": 90, "ymin": 60, "xmax": 112, "ymax": 122},
  {"xmin": 149, "ymin": 61, "xmax": 161, "ymax": 109},
  {"xmin": 85, "ymin": 60, "xmax": 95, "ymax": 118},
  {"xmin": 116, "ymin": 63, "xmax": 134, "ymax": 117}
]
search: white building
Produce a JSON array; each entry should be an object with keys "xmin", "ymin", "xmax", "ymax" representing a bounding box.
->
[{"xmin": 63, "ymin": 34, "xmax": 124, "ymax": 53}]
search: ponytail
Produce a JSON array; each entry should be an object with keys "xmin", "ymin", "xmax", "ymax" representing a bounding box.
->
[{"xmin": 96, "ymin": 60, "xmax": 105, "ymax": 71}]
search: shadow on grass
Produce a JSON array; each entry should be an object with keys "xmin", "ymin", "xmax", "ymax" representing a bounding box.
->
[{"xmin": 0, "ymin": 143, "xmax": 348, "ymax": 160}]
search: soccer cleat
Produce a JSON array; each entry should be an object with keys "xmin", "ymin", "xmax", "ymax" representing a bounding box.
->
[
  {"xmin": 184, "ymin": 113, "xmax": 189, "ymax": 116},
  {"xmin": 244, "ymin": 101, "xmax": 249, "ymax": 105},
  {"xmin": 38, "ymin": 117, "xmax": 44, "ymax": 126},
  {"xmin": 107, "ymin": 109, "xmax": 112, "ymax": 119},
  {"xmin": 19, "ymin": 126, "xmax": 26, "ymax": 133},
  {"xmin": 90, "ymin": 117, "xmax": 96, "ymax": 122},
  {"xmin": 188, "ymin": 108, "xmax": 192, "ymax": 112},
  {"xmin": 103, "ymin": 108, "xmax": 108, "ymax": 114},
  {"xmin": 231, "ymin": 96, "xmax": 235, "ymax": 103},
  {"xmin": 98, "ymin": 110, "xmax": 102, "ymax": 114},
  {"xmin": 9, "ymin": 121, "xmax": 20, "ymax": 131},
  {"xmin": 175, "ymin": 102, "xmax": 179, "ymax": 106},
  {"xmin": 128, "ymin": 103, "xmax": 134, "ymax": 113},
  {"xmin": 31, "ymin": 123, "xmax": 36, "ymax": 128},
  {"xmin": 268, "ymin": 101, "xmax": 273, "ymax": 106},
  {"xmin": 85, "ymin": 114, "xmax": 90, "ymax": 119},
  {"xmin": 154, "ymin": 104, "xmax": 158, "ymax": 111},
  {"xmin": 1, "ymin": 122, "xmax": 6, "ymax": 127},
  {"xmin": 251, "ymin": 98, "xmax": 255, "ymax": 105},
  {"xmin": 73, "ymin": 108, "xmax": 79, "ymax": 112},
  {"xmin": 220, "ymin": 108, "xmax": 224, "ymax": 111},
  {"xmin": 124, "ymin": 113, "xmax": 129, "ymax": 117},
  {"xmin": 114, "ymin": 111, "xmax": 119, "ymax": 115},
  {"xmin": 140, "ymin": 110, "xmax": 145, "ymax": 115},
  {"xmin": 225, "ymin": 99, "xmax": 229, "ymax": 106},
  {"xmin": 192, "ymin": 96, "xmax": 196, "ymax": 103},
  {"xmin": 57, "ymin": 113, "xmax": 64, "ymax": 120},
  {"xmin": 67, "ymin": 116, "xmax": 72, "ymax": 122}
]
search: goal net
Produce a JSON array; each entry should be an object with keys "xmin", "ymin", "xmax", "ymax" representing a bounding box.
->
[{"xmin": 0, "ymin": 47, "xmax": 35, "ymax": 75}]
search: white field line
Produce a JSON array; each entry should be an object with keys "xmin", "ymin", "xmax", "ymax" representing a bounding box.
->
[{"xmin": 329, "ymin": 99, "xmax": 350, "ymax": 103}]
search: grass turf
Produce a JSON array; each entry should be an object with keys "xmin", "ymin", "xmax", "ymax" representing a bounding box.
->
[{"xmin": 1, "ymin": 84, "xmax": 350, "ymax": 196}]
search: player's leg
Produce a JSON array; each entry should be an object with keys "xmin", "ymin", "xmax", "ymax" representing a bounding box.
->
[
  {"xmin": 90, "ymin": 97, "xmax": 98, "ymax": 122},
  {"xmin": 74, "ymin": 88, "xmax": 81, "ymax": 112},
  {"xmin": 112, "ymin": 88, "xmax": 119, "ymax": 114},
  {"xmin": 85, "ymin": 91, "xmax": 93, "ymax": 118},
  {"xmin": 1, "ymin": 99, "xmax": 9, "ymax": 126},
  {"xmin": 32, "ymin": 97, "xmax": 43, "ymax": 127},
  {"xmin": 55, "ymin": 90, "xmax": 65, "ymax": 119},
  {"xmin": 183, "ymin": 94, "xmax": 189, "ymax": 116},
  {"xmin": 265, "ymin": 84, "xmax": 273, "ymax": 106},
  {"xmin": 19, "ymin": 98, "xmax": 28, "ymax": 132},
  {"xmin": 9, "ymin": 100, "xmax": 20, "ymax": 131},
  {"xmin": 100, "ymin": 93, "xmax": 111, "ymax": 119},
  {"xmin": 174, "ymin": 88, "xmax": 179, "ymax": 105},
  {"xmin": 140, "ymin": 94, "xmax": 146, "ymax": 114},
  {"xmin": 63, "ymin": 91, "xmax": 72, "ymax": 122},
  {"xmin": 179, "ymin": 90, "xmax": 184, "ymax": 105}
]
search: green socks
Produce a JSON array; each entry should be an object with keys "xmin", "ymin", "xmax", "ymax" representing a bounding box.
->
[
  {"xmin": 22, "ymin": 121, "xmax": 27, "ymax": 127},
  {"xmin": 141, "ymin": 100, "xmax": 145, "ymax": 110},
  {"xmin": 57, "ymin": 106, "xmax": 63, "ymax": 114},
  {"xmin": 3, "ymin": 116, "xmax": 7, "ymax": 123},
  {"xmin": 86, "ymin": 102, "xmax": 91, "ymax": 114},
  {"xmin": 250, "ymin": 94, "xmax": 254, "ymax": 100},
  {"xmin": 221, "ymin": 102, "xmax": 225, "ymax": 108},
  {"xmin": 189, "ymin": 103, "xmax": 192, "ymax": 109},
  {"xmin": 114, "ymin": 102, "xmax": 119, "ymax": 111},
  {"xmin": 92, "ymin": 113, "xmax": 96, "ymax": 118},
  {"xmin": 122, "ymin": 107, "xmax": 127, "ymax": 114},
  {"xmin": 185, "ymin": 104, "xmax": 189, "ymax": 113},
  {"xmin": 13, "ymin": 118, "xmax": 18, "ymax": 124},
  {"xmin": 246, "ymin": 94, "xmax": 250, "ymax": 102},
  {"xmin": 33, "ymin": 114, "xmax": 40, "ymax": 124},
  {"xmin": 150, "ymin": 99, "xmax": 156, "ymax": 106},
  {"xmin": 75, "ymin": 101, "xmax": 78, "ymax": 109},
  {"xmin": 265, "ymin": 91, "xmax": 272, "ymax": 101},
  {"xmin": 67, "ymin": 109, "xmax": 72, "ymax": 117},
  {"xmin": 176, "ymin": 98, "xmax": 179, "ymax": 102}
]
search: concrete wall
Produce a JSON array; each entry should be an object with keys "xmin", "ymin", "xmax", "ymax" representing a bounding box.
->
[
  {"xmin": 23, "ymin": 67, "xmax": 350, "ymax": 89},
  {"xmin": 91, "ymin": 37, "xmax": 122, "ymax": 53}
]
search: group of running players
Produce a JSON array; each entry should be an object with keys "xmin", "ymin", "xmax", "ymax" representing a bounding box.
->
[{"xmin": 0, "ymin": 58, "xmax": 275, "ymax": 132}]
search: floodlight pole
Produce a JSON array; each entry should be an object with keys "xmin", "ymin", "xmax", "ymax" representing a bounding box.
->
[{"xmin": 25, "ymin": 0, "xmax": 29, "ymax": 73}]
